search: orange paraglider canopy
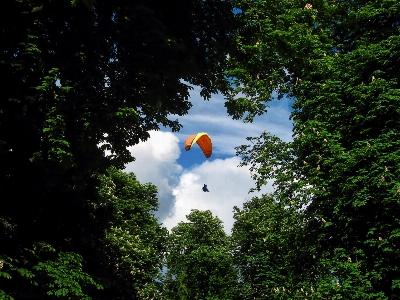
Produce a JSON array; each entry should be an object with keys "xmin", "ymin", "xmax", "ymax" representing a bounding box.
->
[{"xmin": 184, "ymin": 132, "xmax": 212, "ymax": 158}]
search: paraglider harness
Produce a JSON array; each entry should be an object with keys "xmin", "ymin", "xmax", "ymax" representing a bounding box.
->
[{"xmin": 202, "ymin": 184, "xmax": 209, "ymax": 192}]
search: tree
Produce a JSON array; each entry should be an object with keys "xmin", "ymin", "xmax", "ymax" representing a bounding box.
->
[
  {"xmin": 92, "ymin": 168, "xmax": 167, "ymax": 299},
  {"xmin": 225, "ymin": 0, "xmax": 331, "ymax": 122},
  {"xmin": 0, "ymin": 0, "xmax": 236, "ymax": 237},
  {"xmin": 233, "ymin": 0, "xmax": 400, "ymax": 298},
  {"xmin": 0, "ymin": 243, "xmax": 103, "ymax": 299},
  {"xmin": 0, "ymin": 167, "xmax": 167, "ymax": 299},
  {"xmin": 0, "ymin": 0, "xmax": 236, "ymax": 297},
  {"xmin": 290, "ymin": 1, "xmax": 400, "ymax": 297},
  {"xmin": 231, "ymin": 194, "xmax": 305, "ymax": 299},
  {"xmin": 164, "ymin": 210, "xmax": 237, "ymax": 299}
]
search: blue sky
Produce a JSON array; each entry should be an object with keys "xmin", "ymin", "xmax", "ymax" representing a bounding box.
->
[
  {"xmin": 174, "ymin": 86, "xmax": 293, "ymax": 167},
  {"xmin": 124, "ymin": 86, "xmax": 294, "ymax": 234}
]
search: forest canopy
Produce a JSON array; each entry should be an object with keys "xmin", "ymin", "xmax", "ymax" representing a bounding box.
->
[{"xmin": 1, "ymin": 0, "xmax": 400, "ymax": 299}]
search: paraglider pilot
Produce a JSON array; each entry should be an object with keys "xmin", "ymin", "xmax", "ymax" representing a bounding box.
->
[{"xmin": 202, "ymin": 184, "xmax": 209, "ymax": 192}]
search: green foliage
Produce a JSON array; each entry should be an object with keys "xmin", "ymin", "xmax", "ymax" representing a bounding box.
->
[
  {"xmin": 0, "ymin": 290, "xmax": 13, "ymax": 300},
  {"xmin": 34, "ymin": 251, "xmax": 103, "ymax": 298},
  {"xmin": 226, "ymin": 0, "xmax": 332, "ymax": 122},
  {"xmin": 3, "ymin": 0, "xmax": 399, "ymax": 298},
  {"xmin": 0, "ymin": 242, "xmax": 102, "ymax": 299},
  {"xmin": 232, "ymin": 194, "xmax": 305, "ymax": 299},
  {"xmin": 0, "ymin": 168, "xmax": 167, "ymax": 299},
  {"xmin": 94, "ymin": 167, "xmax": 167, "ymax": 299},
  {"xmin": 164, "ymin": 210, "xmax": 237, "ymax": 299},
  {"xmin": 0, "ymin": 0, "xmax": 236, "ymax": 298},
  {"xmin": 1, "ymin": 0, "xmax": 236, "ymax": 168},
  {"xmin": 233, "ymin": 0, "xmax": 400, "ymax": 298}
]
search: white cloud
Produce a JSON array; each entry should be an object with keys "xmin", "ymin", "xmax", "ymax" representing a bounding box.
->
[
  {"xmin": 124, "ymin": 131, "xmax": 182, "ymax": 218},
  {"xmin": 125, "ymin": 87, "xmax": 293, "ymax": 234},
  {"xmin": 125, "ymin": 130, "xmax": 273, "ymax": 235},
  {"xmin": 162, "ymin": 157, "xmax": 273, "ymax": 234}
]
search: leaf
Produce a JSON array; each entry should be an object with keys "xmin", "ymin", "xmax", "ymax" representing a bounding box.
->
[{"xmin": 0, "ymin": 272, "xmax": 12, "ymax": 279}]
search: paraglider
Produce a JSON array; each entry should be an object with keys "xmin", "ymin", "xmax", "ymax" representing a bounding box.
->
[
  {"xmin": 184, "ymin": 132, "xmax": 212, "ymax": 158},
  {"xmin": 184, "ymin": 133, "xmax": 212, "ymax": 191}
]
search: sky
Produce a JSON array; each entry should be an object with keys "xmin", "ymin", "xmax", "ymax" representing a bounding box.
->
[{"xmin": 124, "ymin": 86, "xmax": 294, "ymax": 235}]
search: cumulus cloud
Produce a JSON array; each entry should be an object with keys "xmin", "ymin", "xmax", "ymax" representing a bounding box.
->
[
  {"xmin": 162, "ymin": 157, "xmax": 273, "ymax": 234},
  {"xmin": 125, "ymin": 131, "xmax": 273, "ymax": 234},
  {"xmin": 124, "ymin": 131, "xmax": 182, "ymax": 219},
  {"xmin": 125, "ymin": 87, "xmax": 293, "ymax": 234}
]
